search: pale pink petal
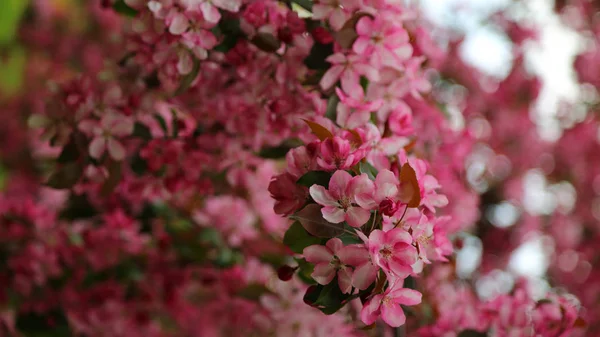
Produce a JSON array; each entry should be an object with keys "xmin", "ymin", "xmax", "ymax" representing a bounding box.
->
[
  {"xmin": 340, "ymin": 70, "xmax": 364, "ymax": 99},
  {"xmin": 325, "ymin": 237, "xmax": 344, "ymax": 253},
  {"xmin": 325, "ymin": 53, "xmax": 347, "ymax": 64},
  {"xmin": 360, "ymin": 295, "xmax": 382, "ymax": 325},
  {"xmin": 320, "ymin": 65, "xmax": 344, "ymax": 90},
  {"xmin": 311, "ymin": 4, "xmax": 333, "ymax": 20},
  {"xmin": 303, "ymin": 245, "xmax": 334, "ymax": 263},
  {"xmin": 212, "ymin": 0, "xmax": 241, "ymax": 12},
  {"xmin": 355, "ymin": 17, "xmax": 373, "ymax": 35},
  {"xmin": 368, "ymin": 229, "xmax": 385, "ymax": 247},
  {"xmin": 375, "ymin": 183, "xmax": 399, "ymax": 202},
  {"xmin": 78, "ymin": 120, "xmax": 98, "ymax": 135},
  {"xmin": 312, "ymin": 263, "xmax": 336, "ymax": 285},
  {"xmin": 348, "ymin": 174, "xmax": 375, "ymax": 198},
  {"xmin": 329, "ymin": 170, "xmax": 353, "ymax": 199},
  {"xmin": 107, "ymin": 138, "xmax": 126, "ymax": 161},
  {"xmin": 200, "ymin": 2, "xmax": 221, "ymax": 23},
  {"xmin": 337, "ymin": 268, "xmax": 353, "ymax": 293},
  {"xmin": 352, "ymin": 37, "xmax": 371, "ymax": 55},
  {"xmin": 355, "ymin": 193, "xmax": 378, "ymax": 210},
  {"xmin": 169, "ymin": 13, "xmax": 189, "ymax": 35},
  {"xmin": 345, "ymin": 111, "xmax": 371, "ymax": 129},
  {"xmin": 345, "ymin": 206, "xmax": 371, "ymax": 227},
  {"xmin": 309, "ymin": 185, "xmax": 338, "ymax": 207},
  {"xmin": 89, "ymin": 137, "xmax": 106, "ymax": 159},
  {"xmin": 381, "ymin": 302, "xmax": 406, "ymax": 327},
  {"xmin": 322, "ymin": 206, "xmax": 346, "ymax": 223},
  {"xmin": 329, "ymin": 8, "xmax": 348, "ymax": 31},
  {"xmin": 111, "ymin": 118, "xmax": 134, "ymax": 137},
  {"xmin": 352, "ymin": 262, "xmax": 378, "ymax": 290},
  {"xmin": 389, "ymin": 288, "xmax": 422, "ymax": 306},
  {"xmin": 354, "ymin": 63, "xmax": 380, "ymax": 82}
]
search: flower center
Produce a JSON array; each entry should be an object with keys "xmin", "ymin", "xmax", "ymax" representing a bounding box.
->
[
  {"xmin": 379, "ymin": 246, "xmax": 393, "ymax": 259},
  {"xmin": 339, "ymin": 197, "xmax": 352, "ymax": 210}
]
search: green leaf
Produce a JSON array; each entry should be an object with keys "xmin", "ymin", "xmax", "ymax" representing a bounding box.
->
[
  {"xmin": 457, "ymin": 330, "xmax": 488, "ymax": 337},
  {"xmin": 258, "ymin": 139, "xmax": 302, "ymax": 159},
  {"xmin": 283, "ymin": 221, "xmax": 321, "ymax": 254},
  {"xmin": 112, "ymin": 0, "xmax": 139, "ymax": 17},
  {"xmin": 237, "ymin": 283, "xmax": 272, "ymax": 301},
  {"xmin": 0, "ymin": 0, "xmax": 29, "ymax": 45},
  {"xmin": 291, "ymin": 0, "xmax": 313, "ymax": 11},
  {"xmin": 294, "ymin": 257, "xmax": 316, "ymax": 284},
  {"xmin": 308, "ymin": 277, "xmax": 353, "ymax": 315},
  {"xmin": 173, "ymin": 55, "xmax": 200, "ymax": 96},
  {"xmin": 46, "ymin": 162, "xmax": 84, "ymax": 189},
  {"xmin": 296, "ymin": 170, "xmax": 331, "ymax": 188},
  {"xmin": 132, "ymin": 122, "xmax": 152, "ymax": 140},
  {"xmin": 213, "ymin": 18, "xmax": 243, "ymax": 53},
  {"xmin": 360, "ymin": 76, "xmax": 369, "ymax": 91},
  {"xmin": 251, "ymin": 32, "xmax": 281, "ymax": 52},
  {"xmin": 0, "ymin": 46, "xmax": 26, "ymax": 97},
  {"xmin": 359, "ymin": 161, "xmax": 378, "ymax": 180},
  {"xmin": 338, "ymin": 231, "xmax": 362, "ymax": 245},
  {"xmin": 130, "ymin": 152, "xmax": 148, "ymax": 176},
  {"xmin": 153, "ymin": 114, "xmax": 169, "ymax": 135},
  {"xmin": 304, "ymin": 42, "xmax": 334, "ymax": 70},
  {"xmin": 325, "ymin": 94, "xmax": 339, "ymax": 121}
]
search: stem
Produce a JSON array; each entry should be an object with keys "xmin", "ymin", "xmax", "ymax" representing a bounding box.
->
[{"xmin": 394, "ymin": 205, "xmax": 409, "ymax": 228}]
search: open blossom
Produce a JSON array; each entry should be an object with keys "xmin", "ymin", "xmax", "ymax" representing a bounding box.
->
[
  {"xmin": 363, "ymin": 228, "xmax": 417, "ymax": 278},
  {"xmin": 309, "ymin": 171, "xmax": 373, "ymax": 227},
  {"xmin": 360, "ymin": 282, "xmax": 422, "ymax": 327},
  {"xmin": 320, "ymin": 53, "xmax": 379, "ymax": 96},
  {"xmin": 303, "ymin": 238, "xmax": 366, "ymax": 293},
  {"xmin": 312, "ymin": 0, "xmax": 359, "ymax": 31},
  {"xmin": 353, "ymin": 17, "xmax": 412, "ymax": 69},
  {"xmin": 356, "ymin": 169, "xmax": 403, "ymax": 216},
  {"xmin": 180, "ymin": 0, "xmax": 242, "ymax": 23},
  {"xmin": 316, "ymin": 136, "xmax": 365, "ymax": 171},
  {"xmin": 78, "ymin": 113, "xmax": 133, "ymax": 161}
]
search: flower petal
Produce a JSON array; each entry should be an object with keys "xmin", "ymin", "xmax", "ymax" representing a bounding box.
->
[
  {"xmin": 303, "ymin": 244, "xmax": 334, "ymax": 264},
  {"xmin": 107, "ymin": 138, "xmax": 126, "ymax": 161},
  {"xmin": 381, "ymin": 302, "xmax": 406, "ymax": 327},
  {"xmin": 352, "ymin": 262, "xmax": 378, "ymax": 290},
  {"xmin": 312, "ymin": 263, "xmax": 336, "ymax": 285},
  {"xmin": 309, "ymin": 185, "xmax": 338, "ymax": 207},
  {"xmin": 360, "ymin": 295, "xmax": 382, "ymax": 326},
  {"xmin": 345, "ymin": 206, "xmax": 371, "ymax": 228},
  {"xmin": 89, "ymin": 137, "xmax": 106, "ymax": 159},
  {"xmin": 322, "ymin": 206, "xmax": 346, "ymax": 223},
  {"xmin": 329, "ymin": 170, "xmax": 353, "ymax": 199},
  {"xmin": 389, "ymin": 288, "xmax": 422, "ymax": 306}
]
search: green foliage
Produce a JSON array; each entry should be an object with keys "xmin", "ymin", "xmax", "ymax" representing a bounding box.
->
[
  {"xmin": 0, "ymin": 46, "xmax": 26, "ymax": 97},
  {"xmin": 0, "ymin": 0, "xmax": 29, "ymax": 45},
  {"xmin": 296, "ymin": 170, "xmax": 331, "ymax": 188},
  {"xmin": 112, "ymin": 0, "xmax": 139, "ymax": 17},
  {"xmin": 457, "ymin": 330, "xmax": 488, "ymax": 337},
  {"xmin": 283, "ymin": 221, "xmax": 322, "ymax": 254},
  {"xmin": 359, "ymin": 161, "xmax": 378, "ymax": 180},
  {"xmin": 46, "ymin": 162, "xmax": 84, "ymax": 189},
  {"xmin": 16, "ymin": 310, "xmax": 72, "ymax": 337},
  {"xmin": 304, "ymin": 42, "xmax": 334, "ymax": 70},
  {"xmin": 302, "ymin": 277, "xmax": 354, "ymax": 315}
]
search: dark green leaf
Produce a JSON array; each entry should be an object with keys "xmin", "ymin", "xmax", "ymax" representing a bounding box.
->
[
  {"xmin": 173, "ymin": 55, "xmax": 200, "ymax": 96},
  {"xmin": 312, "ymin": 277, "xmax": 353, "ymax": 314},
  {"xmin": 296, "ymin": 170, "xmax": 331, "ymax": 188},
  {"xmin": 16, "ymin": 309, "xmax": 72, "ymax": 337},
  {"xmin": 130, "ymin": 152, "xmax": 148, "ymax": 176},
  {"xmin": 258, "ymin": 139, "xmax": 302, "ymax": 159},
  {"xmin": 153, "ymin": 114, "xmax": 168, "ymax": 134},
  {"xmin": 112, "ymin": 0, "xmax": 138, "ymax": 17},
  {"xmin": 360, "ymin": 76, "xmax": 369, "ymax": 91},
  {"xmin": 457, "ymin": 330, "xmax": 488, "ymax": 337},
  {"xmin": 294, "ymin": 257, "xmax": 316, "ymax": 284},
  {"xmin": 359, "ymin": 161, "xmax": 378, "ymax": 180},
  {"xmin": 283, "ymin": 221, "xmax": 321, "ymax": 254},
  {"xmin": 291, "ymin": 0, "xmax": 312, "ymax": 11},
  {"xmin": 56, "ymin": 133, "xmax": 83, "ymax": 163},
  {"xmin": 325, "ymin": 94, "xmax": 339, "ymax": 121},
  {"xmin": 132, "ymin": 122, "xmax": 152, "ymax": 140},
  {"xmin": 46, "ymin": 162, "xmax": 83, "ymax": 189},
  {"xmin": 338, "ymin": 231, "xmax": 362, "ymax": 245},
  {"xmin": 304, "ymin": 42, "xmax": 334, "ymax": 70}
]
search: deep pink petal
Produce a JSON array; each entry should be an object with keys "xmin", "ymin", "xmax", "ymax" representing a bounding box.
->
[
  {"xmin": 337, "ymin": 245, "xmax": 369, "ymax": 265},
  {"xmin": 360, "ymin": 295, "xmax": 383, "ymax": 325},
  {"xmin": 389, "ymin": 288, "xmax": 422, "ymax": 306},
  {"xmin": 381, "ymin": 302, "xmax": 406, "ymax": 327},
  {"xmin": 303, "ymin": 245, "xmax": 334, "ymax": 264},
  {"xmin": 329, "ymin": 170, "xmax": 353, "ymax": 199},
  {"xmin": 337, "ymin": 268, "xmax": 353, "ymax": 294},
  {"xmin": 386, "ymin": 228, "xmax": 413, "ymax": 245}
]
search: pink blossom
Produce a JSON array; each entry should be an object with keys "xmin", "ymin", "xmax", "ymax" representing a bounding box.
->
[
  {"xmin": 353, "ymin": 17, "xmax": 412, "ymax": 69},
  {"xmin": 309, "ymin": 170, "xmax": 373, "ymax": 227},
  {"xmin": 303, "ymin": 238, "xmax": 365, "ymax": 293},
  {"xmin": 180, "ymin": 0, "xmax": 242, "ymax": 23},
  {"xmin": 316, "ymin": 136, "xmax": 366, "ymax": 171},
  {"xmin": 360, "ymin": 282, "xmax": 422, "ymax": 327},
  {"xmin": 364, "ymin": 228, "xmax": 417, "ymax": 278},
  {"xmin": 320, "ymin": 53, "xmax": 379, "ymax": 96},
  {"xmin": 356, "ymin": 169, "xmax": 403, "ymax": 216},
  {"xmin": 312, "ymin": 0, "xmax": 360, "ymax": 31},
  {"xmin": 78, "ymin": 113, "xmax": 133, "ymax": 161}
]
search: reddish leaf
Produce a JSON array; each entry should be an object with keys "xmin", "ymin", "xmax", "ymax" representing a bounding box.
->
[
  {"xmin": 399, "ymin": 162, "xmax": 421, "ymax": 208},
  {"xmin": 334, "ymin": 12, "xmax": 373, "ymax": 49},
  {"xmin": 302, "ymin": 119, "xmax": 334, "ymax": 141},
  {"xmin": 291, "ymin": 204, "xmax": 344, "ymax": 238}
]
